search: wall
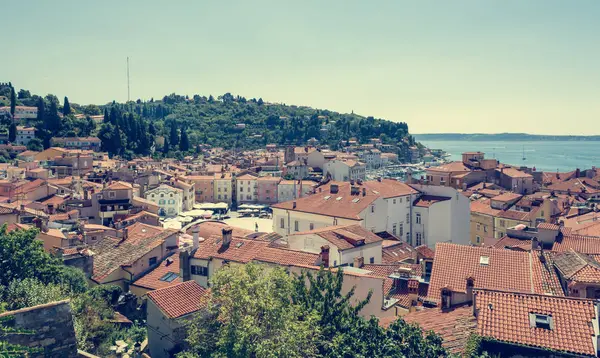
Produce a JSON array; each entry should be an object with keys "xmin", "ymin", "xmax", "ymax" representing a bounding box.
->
[
  {"xmin": 147, "ymin": 298, "xmax": 182, "ymax": 358},
  {"xmin": 384, "ymin": 194, "xmax": 415, "ymax": 240},
  {"xmin": 0, "ymin": 300, "xmax": 78, "ymax": 358},
  {"xmin": 357, "ymin": 197, "xmax": 387, "ymax": 233},
  {"xmin": 470, "ymin": 212, "xmax": 494, "ymax": 245},
  {"xmin": 340, "ymin": 243, "xmax": 383, "ymax": 265},
  {"xmin": 272, "ymin": 207, "xmax": 361, "ymax": 236}
]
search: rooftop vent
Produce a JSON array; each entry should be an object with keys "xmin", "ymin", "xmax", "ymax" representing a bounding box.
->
[
  {"xmin": 352, "ymin": 198, "xmax": 360, "ymax": 203},
  {"xmin": 324, "ymin": 195, "xmax": 331, "ymax": 200},
  {"xmin": 236, "ymin": 242, "xmax": 244, "ymax": 248},
  {"xmin": 330, "ymin": 184, "xmax": 339, "ymax": 194},
  {"xmin": 479, "ymin": 256, "xmax": 490, "ymax": 265},
  {"xmin": 336, "ymin": 197, "xmax": 343, "ymax": 201}
]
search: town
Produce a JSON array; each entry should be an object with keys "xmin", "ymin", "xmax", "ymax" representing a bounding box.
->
[{"xmin": 1, "ymin": 92, "xmax": 600, "ymax": 357}]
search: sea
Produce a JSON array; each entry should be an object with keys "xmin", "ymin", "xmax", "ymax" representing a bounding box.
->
[{"xmin": 418, "ymin": 140, "xmax": 600, "ymax": 173}]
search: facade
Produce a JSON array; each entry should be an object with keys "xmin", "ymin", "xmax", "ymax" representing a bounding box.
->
[
  {"xmin": 358, "ymin": 149, "xmax": 382, "ymax": 169},
  {"xmin": 213, "ymin": 173, "xmax": 233, "ymax": 204},
  {"xmin": 94, "ymin": 181, "xmax": 133, "ymax": 226},
  {"xmin": 184, "ymin": 175, "xmax": 214, "ymax": 203},
  {"xmin": 145, "ymin": 184, "xmax": 183, "ymax": 217},
  {"xmin": 15, "ymin": 126, "xmax": 35, "ymax": 145},
  {"xmin": 173, "ymin": 179, "xmax": 195, "ymax": 211},
  {"xmin": 0, "ymin": 106, "xmax": 38, "ymax": 119},
  {"xmin": 324, "ymin": 159, "xmax": 366, "ymax": 182},
  {"xmin": 50, "ymin": 137, "xmax": 102, "ymax": 152},
  {"xmin": 285, "ymin": 160, "xmax": 309, "ymax": 179},
  {"xmin": 495, "ymin": 167, "xmax": 534, "ymax": 194},
  {"xmin": 236, "ymin": 174, "xmax": 258, "ymax": 203},
  {"xmin": 277, "ymin": 180, "xmax": 316, "ymax": 203},
  {"xmin": 256, "ymin": 176, "xmax": 280, "ymax": 204}
]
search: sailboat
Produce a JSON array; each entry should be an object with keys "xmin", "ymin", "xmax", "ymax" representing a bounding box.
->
[{"xmin": 522, "ymin": 145, "xmax": 526, "ymax": 161}]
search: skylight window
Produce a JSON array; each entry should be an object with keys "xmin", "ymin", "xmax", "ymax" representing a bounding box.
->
[
  {"xmin": 529, "ymin": 313, "xmax": 553, "ymax": 330},
  {"xmin": 352, "ymin": 198, "xmax": 360, "ymax": 203},
  {"xmin": 479, "ymin": 256, "xmax": 490, "ymax": 265},
  {"xmin": 324, "ymin": 195, "xmax": 331, "ymax": 200},
  {"xmin": 336, "ymin": 197, "xmax": 343, "ymax": 201},
  {"xmin": 236, "ymin": 242, "xmax": 244, "ymax": 248},
  {"xmin": 159, "ymin": 272, "xmax": 179, "ymax": 282}
]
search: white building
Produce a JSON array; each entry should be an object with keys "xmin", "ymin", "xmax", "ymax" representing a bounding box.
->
[
  {"xmin": 214, "ymin": 173, "xmax": 233, "ymax": 204},
  {"xmin": 324, "ymin": 159, "xmax": 366, "ymax": 182},
  {"xmin": 236, "ymin": 174, "xmax": 258, "ymax": 203},
  {"xmin": 409, "ymin": 184, "xmax": 470, "ymax": 248},
  {"xmin": 358, "ymin": 149, "xmax": 382, "ymax": 169},
  {"xmin": 145, "ymin": 184, "xmax": 183, "ymax": 217},
  {"xmin": 0, "ymin": 106, "xmax": 38, "ymax": 120},
  {"xmin": 15, "ymin": 126, "xmax": 35, "ymax": 145},
  {"xmin": 286, "ymin": 224, "xmax": 383, "ymax": 267},
  {"xmin": 277, "ymin": 180, "xmax": 316, "ymax": 203},
  {"xmin": 173, "ymin": 179, "xmax": 195, "ymax": 211}
]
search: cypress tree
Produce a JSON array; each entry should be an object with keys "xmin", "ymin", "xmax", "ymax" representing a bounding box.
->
[
  {"xmin": 103, "ymin": 108, "xmax": 109, "ymax": 123},
  {"xmin": 10, "ymin": 86, "xmax": 16, "ymax": 115},
  {"xmin": 36, "ymin": 97, "xmax": 45, "ymax": 123},
  {"xmin": 163, "ymin": 138, "xmax": 170, "ymax": 154},
  {"xmin": 62, "ymin": 96, "xmax": 71, "ymax": 116},
  {"xmin": 8, "ymin": 123, "xmax": 16, "ymax": 142},
  {"xmin": 179, "ymin": 127, "xmax": 190, "ymax": 151},
  {"xmin": 170, "ymin": 122, "xmax": 179, "ymax": 146}
]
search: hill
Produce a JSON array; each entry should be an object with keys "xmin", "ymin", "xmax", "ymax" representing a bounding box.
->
[{"xmin": 1, "ymin": 84, "xmax": 416, "ymax": 159}]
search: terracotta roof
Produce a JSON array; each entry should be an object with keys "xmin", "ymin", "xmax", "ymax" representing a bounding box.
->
[
  {"xmin": 272, "ymin": 181, "xmax": 379, "ymax": 220},
  {"xmin": 470, "ymin": 199, "xmax": 501, "ymax": 216},
  {"xmin": 553, "ymin": 250, "xmax": 600, "ymax": 284},
  {"xmin": 426, "ymin": 161, "xmax": 470, "ymax": 173},
  {"xmin": 254, "ymin": 247, "xmax": 319, "ymax": 267},
  {"xmin": 389, "ymin": 306, "xmax": 477, "ymax": 355},
  {"xmin": 427, "ymin": 243, "xmax": 561, "ymax": 304},
  {"xmin": 131, "ymin": 254, "xmax": 182, "ymax": 290},
  {"xmin": 413, "ymin": 195, "xmax": 450, "ymax": 208},
  {"xmin": 236, "ymin": 174, "xmax": 258, "ymax": 180},
  {"xmin": 498, "ymin": 167, "xmax": 532, "ymax": 178},
  {"xmin": 474, "ymin": 289, "xmax": 598, "ymax": 357},
  {"xmin": 552, "ymin": 235, "xmax": 600, "ymax": 254},
  {"xmin": 415, "ymin": 245, "xmax": 435, "ymax": 259},
  {"xmin": 491, "ymin": 192, "xmax": 522, "ymax": 203},
  {"xmin": 362, "ymin": 263, "xmax": 422, "ymax": 278},
  {"xmin": 537, "ymin": 222, "xmax": 560, "ymax": 231},
  {"xmin": 147, "ymin": 281, "xmax": 210, "ymax": 319},
  {"xmin": 185, "ymin": 221, "xmax": 252, "ymax": 240},
  {"xmin": 382, "ymin": 241, "xmax": 417, "ymax": 263},
  {"xmin": 291, "ymin": 224, "xmax": 382, "ymax": 251},
  {"xmin": 106, "ymin": 181, "xmax": 133, "ymax": 190},
  {"xmin": 497, "ymin": 209, "xmax": 532, "ymax": 222},
  {"xmin": 547, "ymin": 178, "xmax": 600, "ymax": 195},
  {"xmin": 492, "ymin": 236, "xmax": 532, "ymax": 251}
]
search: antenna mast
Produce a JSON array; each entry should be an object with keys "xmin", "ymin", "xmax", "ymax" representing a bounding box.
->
[{"xmin": 127, "ymin": 57, "xmax": 130, "ymax": 102}]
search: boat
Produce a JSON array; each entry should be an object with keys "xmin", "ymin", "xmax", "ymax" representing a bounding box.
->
[{"xmin": 522, "ymin": 145, "xmax": 526, "ymax": 161}]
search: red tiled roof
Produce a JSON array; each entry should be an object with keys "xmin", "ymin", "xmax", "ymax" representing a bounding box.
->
[
  {"xmin": 131, "ymin": 254, "xmax": 182, "ymax": 291},
  {"xmin": 413, "ymin": 195, "xmax": 450, "ymax": 208},
  {"xmin": 382, "ymin": 241, "xmax": 417, "ymax": 263},
  {"xmin": 415, "ymin": 245, "xmax": 435, "ymax": 260},
  {"xmin": 552, "ymin": 235, "xmax": 600, "ymax": 254},
  {"xmin": 147, "ymin": 281, "xmax": 210, "ymax": 319},
  {"xmin": 491, "ymin": 192, "xmax": 522, "ymax": 203},
  {"xmin": 497, "ymin": 167, "xmax": 532, "ymax": 179},
  {"xmin": 470, "ymin": 199, "xmax": 501, "ymax": 217},
  {"xmin": 492, "ymin": 236, "xmax": 532, "ymax": 251},
  {"xmin": 106, "ymin": 181, "xmax": 133, "ymax": 190},
  {"xmin": 426, "ymin": 161, "xmax": 470, "ymax": 173},
  {"xmin": 474, "ymin": 289, "xmax": 597, "ymax": 357},
  {"xmin": 292, "ymin": 224, "xmax": 382, "ymax": 251},
  {"xmin": 383, "ymin": 306, "xmax": 476, "ymax": 355}
]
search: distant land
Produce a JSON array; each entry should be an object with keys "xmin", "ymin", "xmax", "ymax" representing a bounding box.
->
[{"xmin": 414, "ymin": 133, "xmax": 600, "ymax": 141}]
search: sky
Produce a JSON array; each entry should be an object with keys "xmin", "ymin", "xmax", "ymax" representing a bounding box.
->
[{"xmin": 2, "ymin": 0, "xmax": 600, "ymax": 135}]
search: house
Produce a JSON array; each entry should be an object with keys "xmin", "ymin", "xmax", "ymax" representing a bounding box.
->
[
  {"xmin": 16, "ymin": 150, "xmax": 39, "ymax": 162},
  {"xmin": 50, "ymin": 137, "xmax": 102, "ymax": 152},
  {"xmin": 15, "ymin": 126, "xmax": 35, "ymax": 146},
  {"xmin": 236, "ymin": 173, "xmax": 258, "ymax": 203},
  {"xmin": 0, "ymin": 106, "xmax": 38, "ymax": 120},
  {"xmin": 495, "ymin": 166, "xmax": 534, "ymax": 194},
  {"xmin": 130, "ymin": 253, "xmax": 182, "ymax": 296},
  {"xmin": 89, "ymin": 222, "xmax": 179, "ymax": 289},
  {"xmin": 286, "ymin": 224, "xmax": 383, "ymax": 267},
  {"xmin": 256, "ymin": 176, "xmax": 280, "ymax": 204},
  {"xmin": 285, "ymin": 160, "xmax": 309, "ymax": 180},
  {"xmin": 145, "ymin": 184, "xmax": 183, "ymax": 217},
  {"xmin": 324, "ymin": 159, "xmax": 366, "ymax": 182},
  {"xmin": 271, "ymin": 181, "xmax": 387, "ymax": 236},
  {"xmin": 426, "ymin": 243, "xmax": 563, "ymax": 308},
  {"xmin": 93, "ymin": 181, "xmax": 133, "ymax": 226},
  {"xmin": 469, "ymin": 199, "xmax": 500, "ymax": 246},
  {"xmin": 553, "ymin": 250, "xmax": 600, "ymax": 299},
  {"xmin": 34, "ymin": 147, "xmax": 69, "ymax": 162},
  {"xmin": 358, "ymin": 149, "xmax": 382, "ymax": 169},
  {"xmin": 213, "ymin": 172, "xmax": 233, "ymax": 204},
  {"xmin": 277, "ymin": 180, "xmax": 316, "ymax": 203},
  {"xmin": 172, "ymin": 179, "xmax": 195, "ymax": 211},
  {"xmin": 146, "ymin": 281, "xmax": 211, "ymax": 358},
  {"xmin": 183, "ymin": 175, "xmax": 214, "ymax": 203}
]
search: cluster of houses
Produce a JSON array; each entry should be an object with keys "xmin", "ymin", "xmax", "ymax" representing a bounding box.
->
[{"xmin": 2, "ymin": 140, "xmax": 600, "ymax": 357}]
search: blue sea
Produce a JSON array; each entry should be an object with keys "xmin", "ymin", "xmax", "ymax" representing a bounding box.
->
[{"xmin": 418, "ymin": 140, "xmax": 600, "ymax": 172}]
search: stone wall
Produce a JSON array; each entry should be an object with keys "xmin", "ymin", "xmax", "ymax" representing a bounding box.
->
[{"xmin": 0, "ymin": 300, "xmax": 78, "ymax": 358}]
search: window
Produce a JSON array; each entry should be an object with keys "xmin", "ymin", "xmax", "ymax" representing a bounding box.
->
[
  {"xmin": 240, "ymin": 187, "xmax": 243, "ymax": 192},
  {"xmin": 170, "ymin": 193, "xmax": 173, "ymax": 197},
  {"xmin": 484, "ymin": 226, "xmax": 488, "ymax": 233},
  {"xmin": 399, "ymin": 197, "xmax": 403, "ymax": 203},
  {"xmin": 399, "ymin": 223, "xmax": 404, "ymax": 237},
  {"xmin": 406, "ymin": 213, "xmax": 410, "ymax": 223},
  {"xmin": 392, "ymin": 224, "xmax": 397, "ymax": 236},
  {"xmin": 416, "ymin": 213, "xmax": 421, "ymax": 224},
  {"xmin": 148, "ymin": 257, "xmax": 158, "ymax": 266},
  {"xmin": 218, "ymin": 195, "xmax": 222, "ymax": 200},
  {"xmin": 476, "ymin": 223, "xmax": 481, "ymax": 231},
  {"xmin": 371, "ymin": 205, "xmax": 375, "ymax": 213},
  {"xmin": 370, "ymin": 257, "xmax": 375, "ymax": 264},
  {"xmin": 109, "ymin": 191, "xmax": 116, "ymax": 198},
  {"xmin": 159, "ymin": 199, "xmax": 165, "ymax": 205},
  {"xmin": 393, "ymin": 199, "xmax": 396, "ymax": 205},
  {"xmin": 168, "ymin": 199, "xmax": 175, "ymax": 204},
  {"xmin": 151, "ymin": 194, "xmax": 155, "ymax": 198},
  {"xmin": 191, "ymin": 265, "xmax": 208, "ymax": 276},
  {"xmin": 476, "ymin": 236, "xmax": 481, "ymax": 244},
  {"xmin": 416, "ymin": 233, "xmax": 422, "ymax": 246},
  {"xmin": 224, "ymin": 194, "xmax": 228, "ymax": 199},
  {"xmin": 309, "ymin": 223, "xmax": 314, "ymax": 230},
  {"xmin": 266, "ymin": 189, "xmax": 270, "ymax": 193},
  {"xmin": 280, "ymin": 218, "xmax": 285, "ymax": 229},
  {"xmin": 499, "ymin": 220, "xmax": 506, "ymax": 227},
  {"xmin": 160, "ymin": 272, "xmax": 179, "ymax": 282},
  {"xmin": 294, "ymin": 220, "xmax": 299, "ymax": 231},
  {"xmin": 160, "ymin": 194, "xmax": 164, "ymax": 198},
  {"xmin": 530, "ymin": 313, "xmax": 552, "ymax": 330},
  {"xmin": 218, "ymin": 188, "xmax": 221, "ymax": 192},
  {"xmin": 333, "ymin": 260, "xmax": 337, "ymax": 267}
]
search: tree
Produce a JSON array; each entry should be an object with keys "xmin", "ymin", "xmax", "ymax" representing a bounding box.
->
[
  {"xmin": 170, "ymin": 122, "xmax": 179, "ymax": 147},
  {"xmin": 183, "ymin": 263, "xmax": 320, "ymax": 358},
  {"xmin": 179, "ymin": 127, "xmax": 190, "ymax": 151},
  {"xmin": 8, "ymin": 123, "xmax": 16, "ymax": 142},
  {"xmin": 46, "ymin": 100, "xmax": 61, "ymax": 133},
  {"xmin": 17, "ymin": 89, "xmax": 30, "ymax": 99},
  {"xmin": 10, "ymin": 87, "xmax": 16, "ymax": 115},
  {"xmin": 36, "ymin": 97, "xmax": 45, "ymax": 122},
  {"xmin": 162, "ymin": 138, "xmax": 170, "ymax": 154},
  {"xmin": 26, "ymin": 138, "xmax": 43, "ymax": 151},
  {"xmin": 0, "ymin": 278, "xmax": 66, "ymax": 311},
  {"xmin": 63, "ymin": 96, "xmax": 71, "ymax": 116}
]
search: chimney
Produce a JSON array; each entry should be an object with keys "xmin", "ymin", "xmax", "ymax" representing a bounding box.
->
[
  {"xmin": 33, "ymin": 217, "xmax": 42, "ymax": 230},
  {"xmin": 576, "ymin": 168, "xmax": 581, "ymax": 178},
  {"xmin": 222, "ymin": 226, "xmax": 233, "ymax": 248},
  {"xmin": 362, "ymin": 188, "xmax": 366, "ymax": 197},
  {"xmin": 292, "ymin": 201, "xmax": 297, "ymax": 209},
  {"xmin": 353, "ymin": 256, "xmax": 364, "ymax": 268},
  {"xmin": 179, "ymin": 249, "xmax": 191, "ymax": 281},
  {"xmin": 320, "ymin": 245, "xmax": 330, "ymax": 268},
  {"xmin": 192, "ymin": 225, "xmax": 200, "ymax": 250},
  {"xmin": 122, "ymin": 227, "xmax": 128, "ymax": 241}
]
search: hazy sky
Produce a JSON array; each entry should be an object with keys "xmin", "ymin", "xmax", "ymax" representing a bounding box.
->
[{"xmin": 3, "ymin": 1, "xmax": 600, "ymax": 135}]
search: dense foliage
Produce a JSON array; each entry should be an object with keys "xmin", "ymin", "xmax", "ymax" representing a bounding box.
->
[
  {"xmin": 0, "ymin": 225, "xmax": 144, "ymax": 356},
  {"xmin": 180, "ymin": 263, "xmax": 447, "ymax": 358}
]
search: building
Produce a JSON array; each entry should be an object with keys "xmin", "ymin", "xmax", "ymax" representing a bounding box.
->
[
  {"xmin": 358, "ymin": 149, "xmax": 382, "ymax": 169},
  {"xmin": 145, "ymin": 184, "xmax": 183, "ymax": 217},
  {"xmin": 277, "ymin": 180, "xmax": 316, "ymax": 203},
  {"xmin": 184, "ymin": 175, "xmax": 214, "ymax": 203},
  {"xmin": 256, "ymin": 176, "xmax": 280, "ymax": 204},
  {"xmin": 0, "ymin": 106, "xmax": 37, "ymax": 120},
  {"xmin": 285, "ymin": 160, "xmax": 309, "ymax": 180},
  {"xmin": 146, "ymin": 281, "xmax": 211, "ymax": 358},
  {"xmin": 324, "ymin": 159, "xmax": 366, "ymax": 182},
  {"xmin": 50, "ymin": 137, "xmax": 102, "ymax": 152},
  {"xmin": 15, "ymin": 126, "xmax": 35, "ymax": 145},
  {"xmin": 213, "ymin": 173, "xmax": 233, "ymax": 204},
  {"xmin": 94, "ymin": 181, "xmax": 133, "ymax": 226},
  {"xmin": 495, "ymin": 166, "xmax": 534, "ymax": 194},
  {"xmin": 236, "ymin": 173, "xmax": 258, "ymax": 203},
  {"xmin": 173, "ymin": 179, "xmax": 195, "ymax": 211},
  {"xmin": 286, "ymin": 224, "xmax": 383, "ymax": 267}
]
